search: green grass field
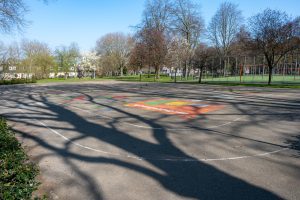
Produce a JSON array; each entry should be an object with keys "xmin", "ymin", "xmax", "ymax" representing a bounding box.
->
[
  {"xmin": 37, "ymin": 77, "xmax": 105, "ymax": 83},
  {"xmin": 105, "ymin": 74, "xmax": 300, "ymax": 83},
  {"xmin": 200, "ymin": 75, "xmax": 300, "ymax": 83},
  {"xmin": 36, "ymin": 74, "xmax": 300, "ymax": 88},
  {"xmin": 36, "ymin": 75, "xmax": 172, "ymax": 83}
]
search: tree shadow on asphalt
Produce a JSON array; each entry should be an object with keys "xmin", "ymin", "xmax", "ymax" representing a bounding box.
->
[
  {"xmin": 285, "ymin": 135, "xmax": 300, "ymax": 158},
  {"xmin": 2, "ymin": 83, "xmax": 299, "ymax": 199}
]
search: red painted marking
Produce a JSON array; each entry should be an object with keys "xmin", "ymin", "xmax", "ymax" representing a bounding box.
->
[
  {"xmin": 112, "ymin": 95, "xmax": 127, "ymax": 99},
  {"xmin": 74, "ymin": 95, "xmax": 86, "ymax": 101},
  {"xmin": 126, "ymin": 98, "xmax": 224, "ymax": 119}
]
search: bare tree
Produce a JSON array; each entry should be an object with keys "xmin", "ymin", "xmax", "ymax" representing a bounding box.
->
[
  {"xmin": 129, "ymin": 42, "xmax": 147, "ymax": 75},
  {"xmin": 192, "ymin": 44, "xmax": 214, "ymax": 83},
  {"xmin": 136, "ymin": 0, "xmax": 204, "ymax": 80},
  {"xmin": 248, "ymin": 9, "xmax": 300, "ymax": 84},
  {"xmin": 22, "ymin": 40, "xmax": 48, "ymax": 74},
  {"xmin": 0, "ymin": 0, "xmax": 48, "ymax": 33},
  {"xmin": 0, "ymin": 0, "xmax": 28, "ymax": 33},
  {"xmin": 167, "ymin": 36, "xmax": 191, "ymax": 82},
  {"xmin": 137, "ymin": 0, "xmax": 171, "ymax": 79},
  {"xmin": 140, "ymin": 0, "xmax": 171, "ymax": 32},
  {"xmin": 139, "ymin": 27, "xmax": 168, "ymax": 79},
  {"xmin": 0, "ymin": 41, "xmax": 7, "ymax": 75},
  {"xmin": 293, "ymin": 16, "xmax": 300, "ymax": 37},
  {"xmin": 22, "ymin": 40, "xmax": 54, "ymax": 78},
  {"xmin": 207, "ymin": 2, "xmax": 242, "ymax": 59},
  {"xmin": 170, "ymin": 0, "xmax": 204, "ymax": 79},
  {"xmin": 99, "ymin": 54, "xmax": 118, "ymax": 77},
  {"xmin": 171, "ymin": 0, "xmax": 203, "ymax": 48},
  {"xmin": 96, "ymin": 33, "xmax": 133, "ymax": 76},
  {"xmin": 3, "ymin": 42, "xmax": 21, "ymax": 75}
]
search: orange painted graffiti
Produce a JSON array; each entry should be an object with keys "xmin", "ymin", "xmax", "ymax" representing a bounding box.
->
[{"xmin": 126, "ymin": 98, "xmax": 224, "ymax": 118}]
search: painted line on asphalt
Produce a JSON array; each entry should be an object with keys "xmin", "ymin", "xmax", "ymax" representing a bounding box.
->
[
  {"xmin": 0, "ymin": 90, "xmax": 273, "ymax": 131},
  {"xmin": 2, "ymin": 99, "xmax": 291, "ymax": 162},
  {"xmin": 128, "ymin": 104, "xmax": 189, "ymax": 115},
  {"xmin": 69, "ymin": 105, "xmax": 245, "ymax": 130},
  {"xmin": 30, "ymin": 87, "xmax": 281, "ymax": 131}
]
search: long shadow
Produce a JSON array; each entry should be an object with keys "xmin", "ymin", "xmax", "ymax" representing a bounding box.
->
[
  {"xmin": 15, "ymin": 91, "xmax": 281, "ymax": 199},
  {"xmin": 285, "ymin": 135, "xmax": 300, "ymax": 158},
  {"xmin": 46, "ymin": 83, "xmax": 300, "ymax": 111},
  {"xmin": 1, "ymin": 84, "xmax": 290, "ymax": 199}
]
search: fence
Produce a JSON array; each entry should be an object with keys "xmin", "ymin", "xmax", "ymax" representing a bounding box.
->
[{"xmin": 199, "ymin": 54, "xmax": 300, "ymax": 84}]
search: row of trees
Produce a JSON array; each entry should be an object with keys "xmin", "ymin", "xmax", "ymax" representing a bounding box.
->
[
  {"xmin": 95, "ymin": 0, "xmax": 204, "ymax": 79},
  {"xmin": 95, "ymin": 0, "xmax": 300, "ymax": 84},
  {"xmin": 0, "ymin": 40, "xmax": 80, "ymax": 79},
  {"xmin": 1, "ymin": 0, "xmax": 300, "ymax": 84}
]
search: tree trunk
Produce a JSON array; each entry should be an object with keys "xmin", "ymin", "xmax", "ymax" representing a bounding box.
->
[
  {"xmin": 268, "ymin": 66, "xmax": 273, "ymax": 85},
  {"xmin": 139, "ymin": 67, "xmax": 142, "ymax": 81},
  {"xmin": 155, "ymin": 66, "xmax": 160, "ymax": 80},
  {"xmin": 148, "ymin": 65, "xmax": 150, "ymax": 78},
  {"xmin": 198, "ymin": 67, "xmax": 203, "ymax": 84},
  {"xmin": 174, "ymin": 68, "xmax": 177, "ymax": 83},
  {"xmin": 120, "ymin": 65, "xmax": 123, "ymax": 77},
  {"xmin": 184, "ymin": 62, "xmax": 188, "ymax": 79}
]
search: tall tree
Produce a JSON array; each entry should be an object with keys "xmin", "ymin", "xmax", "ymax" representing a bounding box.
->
[
  {"xmin": 96, "ymin": 33, "xmax": 132, "ymax": 76},
  {"xmin": 170, "ymin": 0, "xmax": 204, "ymax": 78},
  {"xmin": 54, "ymin": 43, "xmax": 80, "ymax": 79},
  {"xmin": 141, "ymin": 0, "xmax": 171, "ymax": 32},
  {"xmin": 129, "ymin": 42, "xmax": 147, "ymax": 75},
  {"xmin": 248, "ymin": 9, "xmax": 300, "ymax": 84},
  {"xmin": 139, "ymin": 27, "xmax": 168, "ymax": 79},
  {"xmin": 171, "ymin": 0, "xmax": 203, "ymax": 48},
  {"xmin": 0, "ymin": 41, "xmax": 7, "ymax": 74},
  {"xmin": 207, "ymin": 2, "xmax": 242, "ymax": 59},
  {"xmin": 167, "ymin": 36, "xmax": 191, "ymax": 82},
  {"xmin": 21, "ymin": 40, "xmax": 51, "ymax": 75},
  {"xmin": 3, "ymin": 42, "xmax": 21, "ymax": 75},
  {"xmin": 192, "ymin": 44, "xmax": 214, "ymax": 83},
  {"xmin": 31, "ymin": 50, "xmax": 54, "ymax": 79}
]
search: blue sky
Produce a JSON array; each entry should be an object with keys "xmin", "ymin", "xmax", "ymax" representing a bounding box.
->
[{"xmin": 2, "ymin": 0, "xmax": 300, "ymax": 52}]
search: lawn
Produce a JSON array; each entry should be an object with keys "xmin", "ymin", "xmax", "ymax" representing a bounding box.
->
[
  {"xmin": 35, "ymin": 74, "xmax": 300, "ymax": 88},
  {"xmin": 199, "ymin": 75, "xmax": 300, "ymax": 83},
  {"xmin": 37, "ymin": 77, "xmax": 105, "ymax": 83}
]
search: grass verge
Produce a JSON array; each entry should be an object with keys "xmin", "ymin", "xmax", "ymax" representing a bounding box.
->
[
  {"xmin": 36, "ymin": 77, "xmax": 106, "ymax": 84},
  {"xmin": 0, "ymin": 118, "xmax": 43, "ymax": 200}
]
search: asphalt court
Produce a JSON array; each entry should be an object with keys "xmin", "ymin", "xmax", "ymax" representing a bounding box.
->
[{"xmin": 0, "ymin": 81, "xmax": 299, "ymax": 199}]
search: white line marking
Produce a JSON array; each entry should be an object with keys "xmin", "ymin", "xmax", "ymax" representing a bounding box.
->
[
  {"xmin": 2, "ymin": 99, "xmax": 291, "ymax": 162},
  {"xmin": 1, "ymin": 90, "xmax": 274, "ymax": 131},
  {"xmin": 58, "ymin": 92, "xmax": 272, "ymax": 130},
  {"xmin": 69, "ymin": 105, "xmax": 244, "ymax": 130}
]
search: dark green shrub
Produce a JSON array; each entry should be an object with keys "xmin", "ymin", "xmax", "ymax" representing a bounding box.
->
[
  {"xmin": 0, "ymin": 79, "xmax": 37, "ymax": 85},
  {"xmin": 0, "ymin": 118, "xmax": 41, "ymax": 200}
]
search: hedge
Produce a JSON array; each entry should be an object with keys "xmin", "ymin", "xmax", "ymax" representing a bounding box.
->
[{"xmin": 0, "ymin": 79, "xmax": 37, "ymax": 85}]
